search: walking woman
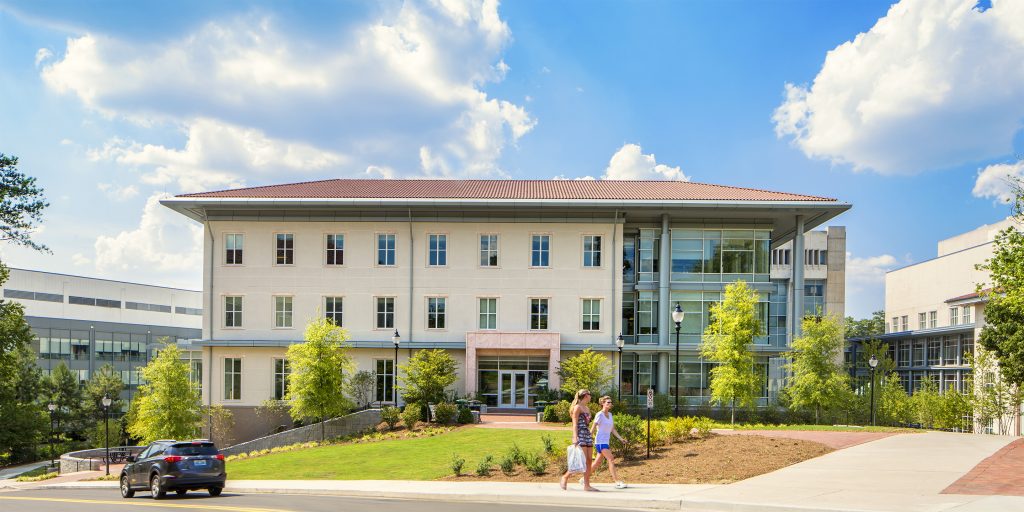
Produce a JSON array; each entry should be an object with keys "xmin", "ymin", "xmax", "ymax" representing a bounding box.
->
[
  {"xmin": 589, "ymin": 396, "xmax": 626, "ymax": 488},
  {"xmin": 560, "ymin": 389, "xmax": 599, "ymax": 491}
]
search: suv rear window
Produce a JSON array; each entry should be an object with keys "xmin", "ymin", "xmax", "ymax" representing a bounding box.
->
[{"xmin": 168, "ymin": 443, "xmax": 219, "ymax": 456}]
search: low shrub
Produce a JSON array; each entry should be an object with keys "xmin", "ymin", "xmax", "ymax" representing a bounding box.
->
[
  {"xmin": 433, "ymin": 402, "xmax": 458, "ymax": 424},
  {"xmin": 665, "ymin": 416, "xmax": 695, "ymax": 442},
  {"xmin": 541, "ymin": 434, "xmax": 556, "ymax": 455},
  {"xmin": 611, "ymin": 413, "xmax": 645, "ymax": 461},
  {"xmin": 693, "ymin": 416, "xmax": 714, "ymax": 437},
  {"xmin": 525, "ymin": 452, "xmax": 547, "ymax": 475},
  {"xmin": 381, "ymin": 406, "xmax": 401, "ymax": 430},
  {"xmin": 450, "ymin": 453, "xmax": 466, "ymax": 476},
  {"xmin": 402, "ymin": 403, "xmax": 421, "ymax": 429},
  {"xmin": 16, "ymin": 471, "xmax": 58, "ymax": 482},
  {"xmin": 457, "ymin": 406, "xmax": 475, "ymax": 424},
  {"xmin": 653, "ymin": 393, "xmax": 673, "ymax": 418},
  {"xmin": 475, "ymin": 455, "xmax": 494, "ymax": 476},
  {"xmin": 648, "ymin": 420, "xmax": 669, "ymax": 447},
  {"xmin": 542, "ymin": 405, "xmax": 559, "ymax": 423},
  {"xmin": 552, "ymin": 400, "xmax": 572, "ymax": 423},
  {"xmin": 507, "ymin": 442, "xmax": 527, "ymax": 465},
  {"xmin": 554, "ymin": 452, "xmax": 568, "ymax": 474},
  {"xmin": 498, "ymin": 453, "xmax": 517, "ymax": 475}
]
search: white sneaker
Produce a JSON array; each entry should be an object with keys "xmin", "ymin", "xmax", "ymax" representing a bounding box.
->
[
  {"xmin": 578, "ymin": 477, "xmax": 585, "ymax": 486},
  {"xmin": 615, "ymin": 481, "xmax": 627, "ymax": 489}
]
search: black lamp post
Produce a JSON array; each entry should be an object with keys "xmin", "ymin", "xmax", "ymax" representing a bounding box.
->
[
  {"xmin": 868, "ymin": 354, "xmax": 879, "ymax": 426},
  {"xmin": 392, "ymin": 330, "xmax": 401, "ymax": 407},
  {"xmin": 47, "ymin": 403, "xmax": 56, "ymax": 468},
  {"xmin": 615, "ymin": 334, "xmax": 625, "ymax": 402},
  {"xmin": 671, "ymin": 304, "xmax": 685, "ymax": 418},
  {"xmin": 101, "ymin": 396, "xmax": 112, "ymax": 476}
]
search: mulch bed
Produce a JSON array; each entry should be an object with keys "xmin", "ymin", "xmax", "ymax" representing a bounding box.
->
[{"xmin": 443, "ymin": 434, "xmax": 832, "ymax": 484}]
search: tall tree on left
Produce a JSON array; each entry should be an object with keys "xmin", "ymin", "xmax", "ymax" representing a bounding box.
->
[{"xmin": 0, "ymin": 154, "xmax": 48, "ymax": 464}]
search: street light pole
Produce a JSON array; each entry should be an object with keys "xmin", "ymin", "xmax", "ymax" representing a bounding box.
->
[
  {"xmin": 47, "ymin": 403, "xmax": 56, "ymax": 468},
  {"xmin": 615, "ymin": 334, "xmax": 624, "ymax": 402},
  {"xmin": 868, "ymin": 355, "xmax": 879, "ymax": 426},
  {"xmin": 671, "ymin": 304, "xmax": 685, "ymax": 418},
  {"xmin": 392, "ymin": 330, "xmax": 401, "ymax": 407},
  {"xmin": 101, "ymin": 396, "xmax": 112, "ymax": 476}
]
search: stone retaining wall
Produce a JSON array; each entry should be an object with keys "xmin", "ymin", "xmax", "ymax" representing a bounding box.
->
[
  {"xmin": 60, "ymin": 446, "xmax": 144, "ymax": 474},
  {"xmin": 220, "ymin": 409, "xmax": 382, "ymax": 456}
]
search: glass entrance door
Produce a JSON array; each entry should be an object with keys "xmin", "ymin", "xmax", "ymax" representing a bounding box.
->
[{"xmin": 498, "ymin": 370, "xmax": 528, "ymax": 408}]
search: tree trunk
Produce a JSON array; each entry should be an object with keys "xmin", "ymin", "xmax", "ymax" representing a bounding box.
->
[
  {"xmin": 321, "ymin": 415, "xmax": 326, "ymax": 442},
  {"xmin": 731, "ymin": 398, "xmax": 736, "ymax": 425}
]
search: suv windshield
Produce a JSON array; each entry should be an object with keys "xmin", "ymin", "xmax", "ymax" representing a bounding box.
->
[{"xmin": 168, "ymin": 444, "xmax": 219, "ymax": 456}]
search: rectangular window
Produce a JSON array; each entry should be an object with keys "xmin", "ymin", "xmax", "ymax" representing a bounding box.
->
[
  {"xmin": 275, "ymin": 233, "xmax": 294, "ymax": 265},
  {"xmin": 530, "ymin": 298, "xmax": 549, "ymax": 330},
  {"xmin": 928, "ymin": 338, "xmax": 941, "ymax": 366},
  {"xmin": 376, "ymin": 297, "xmax": 395, "ymax": 329},
  {"xmin": 274, "ymin": 296, "xmax": 293, "ymax": 328},
  {"xmin": 898, "ymin": 341, "xmax": 911, "ymax": 367},
  {"xmin": 375, "ymin": 359, "xmax": 395, "ymax": 403},
  {"xmin": 943, "ymin": 337, "xmax": 959, "ymax": 366},
  {"xmin": 225, "ymin": 234, "xmax": 244, "ymax": 265},
  {"xmin": 273, "ymin": 358, "xmax": 290, "ymax": 400},
  {"xmin": 892, "ymin": 317, "xmax": 899, "ymax": 333},
  {"xmin": 962, "ymin": 335, "xmax": 974, "ymax": 361},
  {"xmin": 189, "ymin": 359, "xmax": 203, "ymax": 395},
  {"xmin": 480, "ymin": 235, "xmax": 499, "ymax": 267},
  {"xmin": 583, "ymin": 235, "xmax": 602, "ymax": 267},
  {"xmin": 377, "ymin": 234, "xmax": 396, "ymax": 266},
  {"xmin": 223, "ymin": 358, "xmax": 241, "ymax": 400},
  {"xmin": 640, "ymin": 230, "xmax": 660, "ymax": 282},
  {"xmin": 901, "ymin": 316, "xmax": 908, "ymax": 332},
  {"xmin": 949, "ymin": 307, "xmax": 959, "ymax": 326},
  {"xmin": 929, "ymin": 311, "xmax": 937, "ymax": 329},
  {"xmin": 581, "ymin": 299, "xmax": 601, "ymax": 331},
  {"xmin": 531, "ymin": 235, "xmax": 550, "ymax": 267},
  {"xmin": 913, "ymin": 340, "xmax": 926, "ymax": 367},
  {"xmin": 325, "ymin": 296, "xmax": 343, "ymax": 326},
  {"xmin": 224, "ymin": 296, "xmax": 243, "ymax": 327},
  {"xmin": 637, "ymin": 292, "xmax": 659, "ymax": 340},
  {"xmin": 326, "ymin": 234, "xmax": 344, "ymax": 265},
  {"xmin": 427, "ymin": 297, "xmax": 446, "ymax": 329},
  {"xmin": 918, "ymin": 312, "xmax": 927, "ymax": 330},
  {"xmin": 428, "ymin": 234, "xmax": 447, "ymax": 266},
  {"xmin": 479, "ymin": 298, "xmax": 497, "ymax": 330},
  {"xmin": 963, "ymin": 306, "xmax": 972, "ymax": 325}
]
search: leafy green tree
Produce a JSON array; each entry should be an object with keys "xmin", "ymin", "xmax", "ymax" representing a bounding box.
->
[
  {"xmin": 856, "ymin": 339, "xmax": 896, "ymax": 376},
  {"xmin": 127, "ymin": 344, "xmax": 201, "ymax": 443},
  {"xmin": 46, "ymin": 362, "xmax": 86, "ymax": 438},
  {"xmin": 556, "ymin": 348, "xmax": 614, "ymax": 396},
  {"xmin": 203, "ymin": 404, "xmax": 235, "ymax": 447},
  {"xmin": 83, "ymin": 364, "xmax": 124, "ymax": 422},
  {"xmin": 936, "ymin": 385, "xmax": 973, "ymax": 432},
  {"xmin": 877, "ymin": 373, "xmax": 914, "ymax": 426},
  {"xmin": 0, "ymin": 341, "xmax": 45, "ymax": 464},
  {"xmin": 701, "ymin": 280, "xmax": 760, "ymax": 424},
  {"xmin": 398, "ymin": 349, "xmax": 458, "ymax": 405},
  {"xmin": 785, "ymin": 314, "xmax": 851, "ymax": 424},
  {"xmin": 0, "ymin": 154, "xmax": 49, "ymax": 252},
  {"xmin": 969, "ymin": 348, "xmax": 1022, "ymax": 435},
  {"xmin": 350, "ymin": 370, "xmax": 375, "ymax": 408},
  {"xmin": 286, "ymin": 317, "xmax": 355, "ymax": 440},
  {"xmin": 844, "ymin": 310, "xmax": 886, "ymax": 339},
  {"xmin": 910, "ymin": 378, "xmax": 943, "ymax": 428}
]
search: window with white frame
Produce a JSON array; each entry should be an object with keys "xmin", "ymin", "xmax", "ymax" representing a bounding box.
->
[
  {"xmin": 224, "ymin": 296, "xmax": 243, "ymax": 327},
  {"xmin": 962, "ymin": 306, "xmax": 972, "ymax": 324},
  {"xmin": 275, "ymin": 233, "xmax": 294, "ymax": 265},
  {"xmin": 530, "ymin": 298, "xmax": 549, "ymax": 330},
  {"xmin": 376, "ymin": 297, "xmax": 395, "ymax": 329},
  {"xmin": 427, "ymin": 234, "xmax": 447, "ymax": 266},
  {"xmin": 928, "ymin": 310, "xmax": 937, "ymax": 329},
  {"xmin": 377, "ymin": 234, "xmax": 396, "ymax": 266},
  {"xmin": 326, "ymin": 234, "xmax": 344, "ymax": 265},
  {"xmin": 325, "ymin": 296, "xmax": 343, "ymax": 326},
  {"xmin": 223, "ymin": 358, "xmax": 241, "ymax": 400},
  {"xmin": 918, "ymin": 312, "xmax": 927, "ymax": 330},
  {"xmin": 901, "ymin": 316, "xmax": 908, "ymax": 332},
  {"xmin": 479, "ymin": 298, "xmax": 497, "ymax": 330},
  {"xmin": 531, "ymin": 235, "xmax": 550, "ymax": 267},
  {"xmin": 583, "ymin": 235, "xmax": 602, "ymax": 267},
  {"xmin": 427, "ymin": 297, "xmax": 446, "ymax": 329},
  {"xmin": 480, "ymin": 235, "xmax": 499, "ymax": 267},
  {"xmin": 892, "ymin": 317, "xmax": 898, "ymax": 333},
  {"xmin": 225, "ymin": 234, "xmax": 244, "ymax": 265},
  {"xmin": 949, "ymin": 307, "xmax": 959, "ymax": 326},
  {"xmin": 273, "ymin": 358, "xmax": 290, "ymax": 400},
  {"xmin": 274, "ymin": 296, "xmax": 293, "ymax": 328},
  {"xmin": 581, "ymin": 299, "xmax": 601, "ymax": 331},
  {"xmin": 375, "ymin": 359, "xmax": 395, "ymax": 403}
]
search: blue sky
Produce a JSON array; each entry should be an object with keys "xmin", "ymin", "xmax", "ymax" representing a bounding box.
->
[{"xmin": 0, "ymin": 0, "xmax": 1022, "ymax": 318}]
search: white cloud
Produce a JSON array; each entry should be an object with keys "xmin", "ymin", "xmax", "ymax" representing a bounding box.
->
[
  {"xmin": 603, "ymin": 143, "xmax": 689, "ymax": 181},
  {"xmin": 773, "ymin": 0, "xmax": 1024, "ymax": 174},
  {"xmin": 97, "ymin": 183, "xmax": 139, "ymax": 201},
  {"xmin": 93, "ymin": 193, "xmax": 203, "ymax": 275},
  {"xmin": 973, "ymin": 159, "xmax": 1024, "ymax": 203},
  {"xmin": 71, "ymin": 253, "xmax": 90, "ymax": 266},
  {"xmin": 34, "ymin": 48, "xmax": 52, "ymax": 67},
  {"xmin": 847, "ymin": 252, "xmax": 898, "ymax": 286},
  {"xmin": 41, "ymin": 0, "xmax": 533, "ymax": 181}
]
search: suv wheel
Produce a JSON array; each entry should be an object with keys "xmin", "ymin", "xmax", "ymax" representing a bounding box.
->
[
  {"xmin": 120, "ymin": 475, "xmax": 134, "ymax": 498},
  {"xmin": 150, "ymin": 474, "xmax": 166, "ymax": 499},
  {"xmin": 208, "ymin": 487, "xmax": 222, "ymax": 497}
]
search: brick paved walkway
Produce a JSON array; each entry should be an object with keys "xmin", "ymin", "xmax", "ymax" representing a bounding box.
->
[
  {"xmin": 713, "ymin": 429, "xmax": 897, "ymax": 450},
  {"xmin": 942, "ymin": 438, "xmax": 1024, "ymax": 496}
]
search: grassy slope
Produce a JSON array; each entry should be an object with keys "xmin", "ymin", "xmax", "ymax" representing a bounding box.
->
[{"xmin": 229, "ymin": 428, "xmax": 571, "ymax": 480}]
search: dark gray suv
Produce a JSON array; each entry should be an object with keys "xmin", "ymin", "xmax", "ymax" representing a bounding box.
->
[{"xmin": 120, "ymin": 440, "xmax": 226, "ymax": 499}]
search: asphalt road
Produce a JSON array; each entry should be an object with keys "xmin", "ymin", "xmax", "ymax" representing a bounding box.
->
[{"xmin": 0, "ymin": 488, "xmax": 627, "ymax": 512}]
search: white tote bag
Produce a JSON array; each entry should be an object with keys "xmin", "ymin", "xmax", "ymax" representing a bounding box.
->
[{"xmin": 566, "ymin": 444, "xmax": 586, "ymax": 474}]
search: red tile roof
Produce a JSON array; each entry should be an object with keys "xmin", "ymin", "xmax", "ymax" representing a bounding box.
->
[
  {"xmin": 177, "ymin": 179, "xmax": 837, "ymax": 202},
  {"xmin": 946, "ymin": 288, "xmax": 995, "ymax": 303}
]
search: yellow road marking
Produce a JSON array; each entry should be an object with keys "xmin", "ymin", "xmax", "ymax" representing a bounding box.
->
[{"xmin": 0, "ymin": 496, "xmax": 295, "ymax": 512}]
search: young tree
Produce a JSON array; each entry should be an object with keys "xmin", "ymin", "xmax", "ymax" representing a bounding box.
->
[
  {"xmin": 556, "ymin": 348, "xmax": 614, "ymax": 397},
  {"xmin": 856, "ymin": 339, "xmax": 896, "ymax": 376},
  {"xmin": 202, "ymin": 405, "xmax": 235, "ymax": 447},
  {"xmin": 128, "ymin": 344, "xmax": 202, "ymax": 443},
  {"xmin": 936, "ymin": 386, "xmax": 973, "ymax": 432},
  {"xmin": 977, "ymin": 203, "xmax": 1024, "ymax": 390},
  {"xmin": 83, "ymin": 364, "xmax": 124, "ymax": 423},
  {"xmin": 398, "ymin": 349, "xmax": 458, "ymax": 405},
  {"xmin": 844, "ymin": 310, "xmax": 886, "ymax": 339},
  {"xmin": 701, "ymin": 280, "xmax": 760, "ymax": 424},
  {"xmin": 0, "ymin": 154, "xmax": 50, "ymax": 252},
  {"xmin": 877, "ymin": 373, "xmax": 914, "ymax": 426},
  {"xmin": 350, "ymin": 370, "xmax": 375, "ymax": 408},
  {"xmin": 785, "ymin": 314, "xmax": 851, "ymax": 424},
  {"xmin": 286, "ymin": 317, "xmax": 355, "ymax": 441},
  {"xmin": 969, "ymin": 348, "xmax": 1022, "ymax": 435},
  {"xmin": 0, "ymin": 262, "xmax": 45, "ymax": 463},
  {"xmin": 46, "ymin": 362, "xmax": 85, "ymax": 438},
  {"xmin": 910, "ymin": 378, "xmax": 942, "ymax": 428}
]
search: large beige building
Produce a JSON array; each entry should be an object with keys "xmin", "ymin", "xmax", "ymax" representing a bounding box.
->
[{"xmin": 163, "ymin": 179, "xmax": 849, "ymax": 441}]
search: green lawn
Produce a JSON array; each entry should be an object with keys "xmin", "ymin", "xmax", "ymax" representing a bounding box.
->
[{"xmin": 228, "ymin": 428, "xmax": 571, "ymax": 480}]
